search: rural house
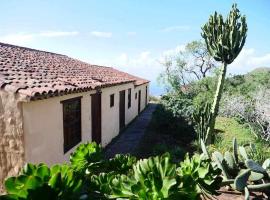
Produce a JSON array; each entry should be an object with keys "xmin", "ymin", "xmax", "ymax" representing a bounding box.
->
[{"xmin": 0, "ymin": 43, "xmax": 149, "ymax": 189}]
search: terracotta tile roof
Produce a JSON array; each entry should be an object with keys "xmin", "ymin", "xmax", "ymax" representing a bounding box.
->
[{"xmin": 0, "ymin": 42, "xmax": 149, "ymax": 100}]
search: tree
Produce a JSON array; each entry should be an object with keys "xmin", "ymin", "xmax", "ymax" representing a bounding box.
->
[
  {"xmin": 158, "ymin": 40, "xmax": 217, "ymax": 92},
  {"xmin": 201, "ymin": 4, "xmax": 248, "ymax": 143}
]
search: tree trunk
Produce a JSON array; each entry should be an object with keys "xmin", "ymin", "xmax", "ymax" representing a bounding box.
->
[{"xmin": 206, "ymin": 63, "xmax": 227, "ymax": 144}]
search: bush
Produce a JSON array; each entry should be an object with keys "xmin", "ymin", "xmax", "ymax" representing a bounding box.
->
[
  {"xmin": 2, "ymin": 164, "xmax": 82, "ymax": 200},
  {"xmin": 1, "ymin": 143, "xmax": 223, "ymax": 200}
]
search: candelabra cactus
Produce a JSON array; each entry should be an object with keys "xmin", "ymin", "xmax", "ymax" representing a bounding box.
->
[
  {"xmin": 201, "ymin": 138, "xmax": 270, "ymax": 199},
  {"xmin": 201, "ymin": 4, "xmax": 248, "ymax": 143}
]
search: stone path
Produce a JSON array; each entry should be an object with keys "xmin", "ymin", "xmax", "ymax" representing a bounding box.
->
[{"xmin": 104, "ymin": 103, "xmax": 157, "ymax": 158}]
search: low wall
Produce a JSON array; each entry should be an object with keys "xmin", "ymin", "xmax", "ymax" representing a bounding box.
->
[{"xmin": 0, "ymin": 90, "xmax": 26, "ymax": 193}]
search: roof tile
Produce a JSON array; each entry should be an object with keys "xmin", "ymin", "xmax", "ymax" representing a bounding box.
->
[{"xmin": 0, "ymin": 43, "xmax": 149, "ymax": 100}]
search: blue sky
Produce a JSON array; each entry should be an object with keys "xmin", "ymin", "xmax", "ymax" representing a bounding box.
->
[{"xmin": 1, "ymin": 0, "xmax": 270, "ymax": 95}]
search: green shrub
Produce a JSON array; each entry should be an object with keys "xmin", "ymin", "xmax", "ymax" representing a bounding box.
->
[
  {"xmin": 177, "ymin": 154, "xmax": 222, "ymax": 198},
  {"xmin": 2, "ymin": 163, "xmax": 82, "ymax": 200},
  {"xmin": 70, "ymin": 142, "xmax": 103, "ymax": 175}
]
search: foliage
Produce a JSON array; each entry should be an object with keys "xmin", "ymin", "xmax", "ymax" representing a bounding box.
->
[
  {"xmin": 177, "ymin": 154, "xmax": 222, "ymax": 198},
  {"xmin": 201, "ymin": 3, "xmax": 248, "ymax": 143},
  {"xmin": 213, "ymin": 117, "xmax": 270, "ymax": 164},
  {"xmin": 105, "ymin": 154, "xmax": 137, "ymax": 175},
  {"xmin": 158, "ymin": 40, "xmax": 217, "ymax": 92},
  {"xmin": 149, "ymin": 95, "xmax": 160, "ymax": 102},
  {"xmin": 201, "ymin": 138, "xmax": 270, "ymax": 197},
  {"xmin": 70, "ymin": 142, "xmax": 103, "ymax": 176},
  {"xmin": 160, "ymin": 92, "xmax": 194, "ymax": 120},
  {"xmin": 109, "ymin": 154, "xmax": 180, "ymax": 199},
  {"xmin": 193, "ymin": 103, "xmax": 213, "ymax": 144},
  {"xmin": 2, "ymin": 163, "xmax": 82, "ymax": 200},
  {"xmin": 108, "ymin": 153, "xmax": 222, "ymax": 200},
  {"xmin": 220, "ymin": 87, "xmax": 270, "ymax": 141},
  {"xmin": 152, "ymin": 144, "xmax": 186, "ymax": 162},
  {"xmin": 86, "ymin": 154, "xmax": 137, "ymax": 199},
  {"xmin": 1, "ymin": 142, "xmax": 223, "ymax": 200},
  {"xmin": 151, "ymin": 102, "xmax": 195, "ymax": 142}
]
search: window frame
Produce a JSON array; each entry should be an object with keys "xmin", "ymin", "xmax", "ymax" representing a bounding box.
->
[
  {"xmin": 61, "ymin": 96, "xmax": 82, "ymax": 153},
  {"xmin": 110, "ymin": 94, "xmax": 115, "ymax": 107}
]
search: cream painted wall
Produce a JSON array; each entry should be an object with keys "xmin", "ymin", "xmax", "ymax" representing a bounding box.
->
[
  {"xmin": 134, "ymin": 83, "xmax": 149, "ymax": 113},
  {"xmin": 101, "ymin": 82, "xmax": 134, "ymax": 146},
  {"xmin": 23, "ymin": 91, "xmax": 94, "ymax": 165},
  {"xmin": 22, "ymin": 82, "xmax": 149, "ymax": 165}
]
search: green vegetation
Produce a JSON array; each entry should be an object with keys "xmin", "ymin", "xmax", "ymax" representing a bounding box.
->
[
  {"xmin": 201, "ymin": 137, "xmax": 270, "ymax": 197},
  {"xmin": 1, "ymin": 144, "xmax": 223, "ymax": 200},
  {"xmin": 213, "ymin": 117, "xmax": 270, "ymax": 164},
  {"xmin": 2, "ymin": 3, "xmax": 269, "ymax": 199},
  {"xmin": 2, "ymin": 164, "xmax": 82, "ymax": 200},
  {"xmin": 201, "ymin": 3, "xmax": 248, "ymax": 142}
]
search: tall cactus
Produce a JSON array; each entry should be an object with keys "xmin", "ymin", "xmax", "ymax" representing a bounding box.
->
[{"xmin": 201, "ymin": 4, "xmax": 248, "ymax": 143}]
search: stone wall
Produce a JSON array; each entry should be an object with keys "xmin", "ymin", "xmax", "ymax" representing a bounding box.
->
[{"xmin": 0, "ymin": 89, "xmax": 27, "ymax": 193}]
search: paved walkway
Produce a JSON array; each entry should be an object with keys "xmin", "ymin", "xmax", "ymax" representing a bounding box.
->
[{"xmin": 104, "ymin": 103, "xmax": 157, "ymax": 158}]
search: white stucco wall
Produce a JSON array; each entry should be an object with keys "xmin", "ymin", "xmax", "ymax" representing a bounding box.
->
[
  {"xmin": 101, "ymin": 82, "xmax": 134, "ymax": 146},
  {"xmin": 22, "ymin": 91, "xmax": 94, "ymax": 165},
  {"xmin": 135, "ymin": 83, "xmax": 149, "ymax": 113},
  {"xmin": 22, "ymin": 82, "xmax": 149, "ymax": 165}
]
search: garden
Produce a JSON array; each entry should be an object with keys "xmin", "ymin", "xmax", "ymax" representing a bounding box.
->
[{"xmin": 1, "ymin": 3, "xmax": 270, "ymax": 200}]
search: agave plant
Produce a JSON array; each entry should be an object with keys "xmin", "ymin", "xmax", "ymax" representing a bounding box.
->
[
  {"xmin": 201, "ymin": 138, "xmax": 270, "ymax": 198},
  {"xmin": 1, "ymin": 163, "xmax": 82, "ymax": 200}
]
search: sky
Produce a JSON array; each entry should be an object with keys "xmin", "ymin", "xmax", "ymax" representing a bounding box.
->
[{"xmin": 0, "ymin": 0, "xmax": 270, "ymax": 95}]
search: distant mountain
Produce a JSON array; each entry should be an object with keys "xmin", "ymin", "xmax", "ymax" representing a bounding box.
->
[{"xmin": 249, "ymin": 67, "xmax": 270, "ymax": 74}]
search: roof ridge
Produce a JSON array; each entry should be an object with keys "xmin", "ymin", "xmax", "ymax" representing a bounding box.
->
[{"xmin": 0, "ymin": 42, "xmax": 65, "ymax": 56}]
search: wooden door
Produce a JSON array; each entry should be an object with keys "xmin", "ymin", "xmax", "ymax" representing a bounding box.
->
[
  {"xmin": 145, "ymin": 86, "xmax": 148, "ymax": 105},
  {"xmin": 91, "ymin": 93, "xmax": 102, "ymax": 144},
  {"xmin": 138, "ymin": 90, "xmax": 141, "ymax": 114},
  {"xmin": 119, "ymin": 90, "xmax": 125, "ymax": 130}
]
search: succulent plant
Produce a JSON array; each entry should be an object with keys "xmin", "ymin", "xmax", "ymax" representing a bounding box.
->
[
  {"xmin": 2, "ymin": 163, "xmax": 82, "ymax": 200},
  {"xmin": 177, "ymin": 153, "xmax": 222, "ymax": 198},
  {"xmin": 193, "ymin": 103, "xmax": 212, "ymax": 143},
  {"xmin": 70, "ymin": 142, "xmax": 103, "ymax": 176},
  {"xmin": 201, "ymin": 137, "xmax": 270, "ymax": 198},
  {"xmin": 201, "ymin": 4, "xmax": 248, "ymax": 142}
]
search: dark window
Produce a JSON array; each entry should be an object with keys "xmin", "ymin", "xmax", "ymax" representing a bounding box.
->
[
  {"xmin": 135, "ymin": 92, "xmax": 137, "ymax": 99},
  {"xmin": 128, "ymin": 88, "xmax": 131, "ymax": 108},
  {"xmin": 110, "ymin": 94, "xmax": 114, "ymax": 107},
  {"xmin": 61, "ymin": 97, "xmax": 82, "ymax": 153}
]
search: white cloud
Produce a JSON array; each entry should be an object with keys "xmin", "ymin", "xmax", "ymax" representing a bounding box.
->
[
  {"xmin": 39, "ymin": 31, "xmax": 79, "ymax": 37},
  {"xmin": 0, "ymin": 31, "xmax": 79, "ymax": 46},
  {"xmin": 161, "ymin": 25, "xmax": 191, "ymax": 32},
  {"xmin": 0, "ymin": 33, "xmax": 35, "ymax": 46},
  {"xmin": 161, "ymin": 45, "xmax": 185, "ymax": 57},
  {"xmin": 90, "ymin": 31, "xmax": 112, "ymax": 38},
  {"xmin": 229, "ymin": 48, "xmax": 270, "ymax": 74},
  {"xmin": 127, "ymin": 31, "xmax": 137, "ymax": 36}
]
